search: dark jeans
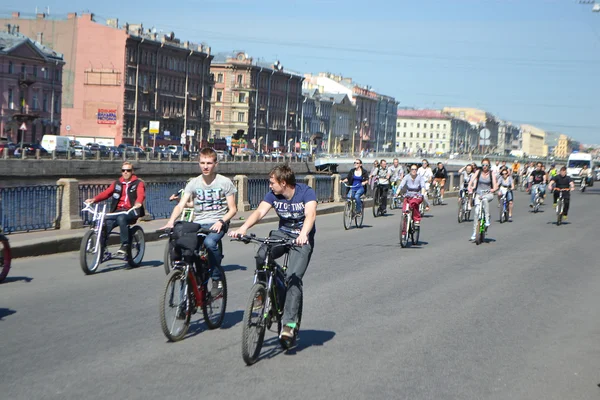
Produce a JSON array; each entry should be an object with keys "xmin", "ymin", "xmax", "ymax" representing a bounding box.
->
[
  {"xmin": 199, "ymin": 223, "xmax": 226, "ymax": 280},
  {"xmin": 377, "ymin": 184, "xmax": 389, "ymax": 210},
  {"xmin": 255, "ymin": 230, "xmax": 313, "ymax": 327},
  {"xmin": 105, "ymin": 212, "xmax": 137, "ymax": 246},
  {"xmin": 553, "ymin": 191, "xmax": 571, "ymax": 216}
]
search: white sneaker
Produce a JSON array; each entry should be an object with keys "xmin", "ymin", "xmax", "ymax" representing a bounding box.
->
[
  {"xmin": 485, "ymin": 221, "xmax": 491, "ymax": 228},
  {"xmin": 470, "ymin": 235, "xmax": 476, "ymax": 241}
]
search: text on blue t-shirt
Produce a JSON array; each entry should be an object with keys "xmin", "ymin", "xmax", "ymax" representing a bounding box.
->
[{"xmin": 263, "ymin": 183, "xmax": 317, "ymax": 237}]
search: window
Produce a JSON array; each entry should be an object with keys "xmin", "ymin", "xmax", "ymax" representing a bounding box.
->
[
  {"xmin": 430, "ymin": 133, "xmax": 433, "ymax": 139},
  {"xmin": 8, "ymin": 61, "xmax": 13, "ymax": 74},
  {"xmin": 436, "ymin": 133, "xmax": 439, "ymax": 139},
  {"xmin": 238, "ymin": 112, "xmax": 245, "ymax": 122},
  {"xmin": 8, "ymin": 88, "xmax": 13, "ymax": 109},
  {"xmin": 55, "ymin": 69, "xmax": 60, "ymax": 81},
  {"xmin": 21, "ymin": 63, "xmax": 26, "ymax": 73},
  {"xmin": 436, "ymin": 143, "xmax": 439, "ymax": 149},
  {"xmin": 430, "ymin": 123, "xmax": 434, "ymax": 128},
  {"xmin": 443, "ymin": 144, "xmax": 446, "ymax": 150},
  {"xmin": 43, "ymin": 93, "xmax": 48, "ymax": 112},
  {"xmin": 216, "ymin": 110, "xmax": 222, "ymax": 121},
  {"xmin": 437, "ymin": 123, "xmax": 440, "ymax": 129},
  {"xmin": 416, "ymin": 132, "xmax": 419, "ymax": 138},
  {"xmin": 215, "ymin": 129, "xmax": 221, "ymax": 138},
  {"xmin": 443, "ymin": 134, "xmax": 446, "ymax": 140},
  {"xmin": 403, "ymin": 132, "xmax": 406, "ymax": 138},
  {"xmin": 404, "ymin": 122, "xmax": 407, "ymax": 128},
  {"xmin": 32, "ymin": 93, "xmax": 38, "ymax": 110},
  {"xmin": 239, "ymin": 93, "xmax": 246, "ymax": 103},
  {"xmin": 443, "ymin": 124, "xmax": 446, "ymax": 129},
  {"xmin": 417, "ymin": 123, "xmax": 420, "ymax": 128},
  {"xmin": 33, "ymin": 66, "xmax": 37, "ymax": 77},
  {"xmin": 216, "ymin": 91, "xmax": 222, "ymax": 102},
  {"xmin": 54, "ymin": 94, "xmax": 60, "ymax": 113},
  {"xmin": 237, "ymin": 74, "xmax": 243, "ymax": 85},
  {"xmin": 217, "ymin": 73, "xmax": 223, "ymax": 83}
]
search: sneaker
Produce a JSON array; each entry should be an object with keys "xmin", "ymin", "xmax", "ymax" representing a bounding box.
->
[
  {"xmin": 211, "ymin": 280, "xmax": 223, "ymax": 298},
  {"xmin": 553, "ymin": 203, "xmax": 557, "ymax": 207},
  {"xmin": 280, "ymin": 324, "xmax": 295, "ymax": 340},
  {"xmin": 562, "ymin": 215, "xmax": 568, "ymax": 221},
  {"xmin": 529, "ymin": 203, "xmax": 533, "ymax": 208},
  {"xmin": 470, "ymin": 235, "xmax": 476, "ymax": 241},
  {"xmin": 485, "ymin": 221, "xmax": 491, "ymax": 228},
  {"xmin": 117, "ymin": 244, "xmax": 129, "ymax": 255},
  {"xmin": 508, "ymin": 216, "xmax": 513, "ymax": 222}
]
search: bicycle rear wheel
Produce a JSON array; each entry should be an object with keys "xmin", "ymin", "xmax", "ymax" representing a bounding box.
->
[
  {"xmin": 242, "ymin": 283, "xmax": 268, "ymax": 365},
  {"xmin": 0, "ymin": 236, "xmax": 11, "ymax": 283},
  {"xmin": 355, "ymin": 206, "xmax": 364, "ymax": 228},
  {"xmin": 159, "ymin": 269, "xmax": 191, "ymax": 342},
  {"xmin": 457, "ymin": 199, "xmax": 464, "ymax": 223},
  {"xmin": 202, "ymin": 264, "xmax": 227, "ymax": 329},
  {"xmin": 127, "ymin": 225, "xmax": 145, "ymax": 268},
  {"xmin": 411, "ymin": 225, "xmax": 420, "ymax": 245},
  {"xmin": 400, "ymin": 214, "xmax": 409, "ymax": 248},
  {"xmin": 79, "ymin": 230, "xmax": 102, "ymax": 275},
  {"xmin": 343, "ymin": 202, "xmax": 352, "ymax": 230},
  {"xmin": 372, "ymin": 189, "xmax": 380, "ymax": 218},
  {"xmin": 475, "ymin": 219, "xmax": 484, "ymax": 245}
]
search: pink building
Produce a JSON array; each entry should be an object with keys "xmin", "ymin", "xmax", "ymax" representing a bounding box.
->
[
  {"xmin": 0, "ymin": 12, "xmax": 213, "ymax": 148},
  {"xmin": 0, "ymin": 29, "xmax": 64, "ymax": 143}
]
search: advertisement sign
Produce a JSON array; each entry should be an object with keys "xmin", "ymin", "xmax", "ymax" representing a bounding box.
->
[
  {"xmin": 149, "ymin": 120, "xmax": 160, "ymax": 134},
  {"xmin": 97, "ymin": 109, "xmax": 117, "ymax": 125},
  {"xmin": 186, "ymin": 129, "xmax": 195, "ymax": 137},
  {"xmin": 164, "ymin": 130, "xmax": 170, "ymax": 136}
]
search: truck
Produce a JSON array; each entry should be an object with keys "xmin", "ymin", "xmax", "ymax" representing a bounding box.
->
[
  {"xmin": 41, "ymin": 135, "xmax": 71, "ymax": 155},
  {"xmin": 566, "ymin": 152, "xmax": 592, "ymax": 185}
]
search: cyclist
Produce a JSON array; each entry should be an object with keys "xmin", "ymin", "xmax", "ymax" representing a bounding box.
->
[
  {"xmin": 497, "ymin": 167, "xmax": 515, "ymax": 222},
  {"xmin": 547, "ymin": 166, "xmax": 575, "ymax": 221},
  {"xmin": 458, "ymin": 163, "xmax": 475, "ymax": 211},
  {"xmin": 398, "ymin": 164, "xmax": 428, "ymax": 226},
  {"xmin": 229, "ymin": 165, "xmax": 317, "ymax": 343},
  {"xmin": 579, "ymin": 164, "xmax": 592, "ymax": 187},
  {"xmin": 468, "ymin": 158, "xmax": 498, "ymax": 241},
  {"xmin": 432, "ymin": 161, "xmax": 448, "ymax": 203},
  {"xmin": 374, "ymin": 159, "xmax": 391, "ymax": 213},
  {"xmin": 160, "ymin": 148, "xmax": 238, "ymax": 296},
  {"xmin": 512, "ymin": 160, "xmax": 521, "ymax": 185},
  {"xmin": 528, "ymin": 162, "xmax": 547, "ymax": 208},
  {"xmin": 85, "ymin": 161, "xmax": 145, "ymax": 255},
  {"xmin": 388, "ymin": 158, "xmax": 405, "ymax": 197},
  {"xmin": 368, "ymin": 160, "xmax": 380, "ymax": 195},
  {"xmin": 417, "ymin": 159, "xmax": 433, "ymax": 206},
  {"xmin": 548, "ymin": 163, "xmax": 558, "ymax": 180},
  {"xmin": 341, "ymin": 159, "xmax": 369, "ymax": 216}
]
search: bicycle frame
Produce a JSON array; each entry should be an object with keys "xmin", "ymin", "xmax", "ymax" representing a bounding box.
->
[{"xmin": 173, "ymin": 261, "xmax": 207, "ymax": 309}]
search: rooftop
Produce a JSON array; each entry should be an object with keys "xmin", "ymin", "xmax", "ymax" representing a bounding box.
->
[
  {"xmin": 0, "ymin": 31, "xmax": 63, "ymax": 61},
  {"xmin": 397, "ymin": 109, "xmax": 450, "ymax": 119}
]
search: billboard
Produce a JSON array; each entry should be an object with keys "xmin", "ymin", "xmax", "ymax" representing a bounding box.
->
[{"xmin": 97, "ymin": 109, "xmax": 117, "ymax": 124}]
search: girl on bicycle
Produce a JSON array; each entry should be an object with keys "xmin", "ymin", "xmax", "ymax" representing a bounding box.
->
[
  {"xmin": 458, "ymin": 163, "xmax": 475, "ymax": 211},
  {"xmin": 341, "ymin": 159, "xmax": 369, "ymax": 217},
  {"xmin": 468, "ymin": 158, "xmax": 498, "ymax": 241},
  {"xmin": 398, "ymin": 164, "xmax": 428, "ymax": 226},
  {"xmin": 497, "ymin": 167, "xmax": 515, "ymax": 222}
]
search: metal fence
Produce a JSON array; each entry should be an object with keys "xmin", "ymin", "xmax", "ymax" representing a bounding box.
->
[
  {"xmin": 248, "ymin": 178, "xmax": 270, "ymax": 209},
  {"xmin": 78, "ymin": 184, "xmax": 111, "ymax": 225},
  {"xmin": 313, "ymin": 176, "xmax": 334, "ymax": 203},
  {"xmin": 0, "ymin": 185, "xmax": 62, "ymax": 233},
  {"xmin": 144, "ymin": 181, "xmax": 188, "ymax": 219}
]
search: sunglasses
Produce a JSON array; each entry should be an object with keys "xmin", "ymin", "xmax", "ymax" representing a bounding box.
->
[
  {"xmin": 482, "ymin": 164, "xmax": 489, "ymax": 167},
  {"xmin": 122, "ymin": 169, "xmax": 132, "ymax": 172},
  {"xmin": 410, "ymin": 168, "xmax": 417, "ymax": 171},
  {"xmin": 354, "ymin": 162, "xmax": 361, "ymax": 164}
]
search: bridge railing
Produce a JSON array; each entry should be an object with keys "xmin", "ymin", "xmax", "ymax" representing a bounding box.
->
[{"xmin": 0, "ymin": 185, "xmax": 62, "ymax": 233}]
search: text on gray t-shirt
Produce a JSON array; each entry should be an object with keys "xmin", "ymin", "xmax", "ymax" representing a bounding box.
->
[{"xmin": 184, "ymin": 174, "xmax": 237, "ymax": 224}]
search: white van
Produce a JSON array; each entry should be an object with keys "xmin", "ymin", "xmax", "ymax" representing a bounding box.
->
[
  {"xmin": 41, "ymin": 135, "xmax": 71, "ymax": 154},
  {"xmin": 566, "ymin": 152, "xmax": 592, "ymax": 184}
]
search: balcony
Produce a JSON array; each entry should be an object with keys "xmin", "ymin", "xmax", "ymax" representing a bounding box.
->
[
  {"xmin": 11, "ymin": 105, "xmax": 40, "ymax": 122},
  {"xmin": 19, "ymin": 72, "xmax": 37, "ymax": 87},
  {"xmin": 232, "ymin": 82, "xmax": 251, "ymax": 90}
]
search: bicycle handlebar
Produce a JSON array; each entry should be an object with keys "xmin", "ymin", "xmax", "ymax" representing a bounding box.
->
[
  {"xmin": 156, "ymin": 227, "xmax": 213, "ymax": 239},
  {"xmin": 230, "ymin": 233, "xmax": 298, "ymax": 248}
]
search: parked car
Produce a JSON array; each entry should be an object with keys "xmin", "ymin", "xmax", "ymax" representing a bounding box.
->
[
  {"xmin": 166, "ymin": 145, "xmax": 189, "ymax": 158},
  {"xmin": 0, "ymin": 141, "xmax": 16, "ymax": 155},
  {"xmin": 72, "ymin": 145, "xmax": 93, "ymax": 158},
  {"xmin": 16, "ymin": 143, "xmax": 49, "ymax": 157},
  {"xmin": 125, "ymin": 146, "xmax": 145, "ymax": 157},
  {"xmin": 106, "ymin": 146, "xmax": 122, "ymax": 157}
]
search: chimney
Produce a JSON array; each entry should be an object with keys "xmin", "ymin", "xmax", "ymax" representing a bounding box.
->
[
  {"xmin": 67, "ymin": 12, "xmax": 77, "ymax": 19},
  {"xmin": 106, "ymin": 18, "xmax": 118, "ymax": 28},
  {"xmin": 12, "ymin": 12, "xmax": 20, "ymax": 19},
  {"xmin": 183, "ymin": 41, "xmax": 189, "ymax": 49},
  {"xmin": 36, "ymin": 32, "xmax": 43, "ymax": 44},
  {"xmin": 206, "ymin": 46, "xmax": 211, "ymax": 56},
  {"xmin": 36, "ymin": 13, "xmax": 46, "ymax": 19}
]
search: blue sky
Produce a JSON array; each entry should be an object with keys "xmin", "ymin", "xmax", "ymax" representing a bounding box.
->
[{"xmin": 3, "ymin": 0, "xmax": 600, "ymax": 144}]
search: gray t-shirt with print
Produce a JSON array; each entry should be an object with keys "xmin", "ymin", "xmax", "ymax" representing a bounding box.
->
[{"xmin": 184, "ymin": 174, "xmax": 237, "ymax": 225}]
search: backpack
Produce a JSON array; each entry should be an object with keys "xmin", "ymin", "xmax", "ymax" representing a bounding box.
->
[{"xmin": 172, "ymin": 221, "xmax": 201, "ymax": 260}]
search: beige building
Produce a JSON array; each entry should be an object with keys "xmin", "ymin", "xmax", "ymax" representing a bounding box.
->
[
  {"xmin": 395, "ymin": 109, "xmax": 451, "ymax": 155},
  {"xmin": 553, "ymin": 134, "xmax": 570, "ymax": 158},
  {"xmin": 520, "ymin": 124, "xmax": 548, "ymax": 157}
]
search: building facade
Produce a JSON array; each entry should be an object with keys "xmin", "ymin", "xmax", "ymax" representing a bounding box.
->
[
  {"xmin": 395, "ymin": 109, "xmax": 451, "ymax": 155},
  {"xmin": 448, "ymin": 117, "xmax": 479, "ymax": 154},
  {"xmin": 210, "ymin": 52, "xmax": 303, "ymax": 153},
  {"xmin": 442, "ymin": 107, "xmax": 500, "ymax": 153},
  {"xmin": 497, "ymin": 121, "xmax": 520, "ymax": 156},
  {"xmin": 520, "ymin": 124, "xmax": 548, "ymax": 157},
  {"xmin": 1, "ymin": 12, "xmax": 213, "ymax": 148},
  {"xmin": 0, "ymin": 30, "xmax": 64, "ymax": 143}
]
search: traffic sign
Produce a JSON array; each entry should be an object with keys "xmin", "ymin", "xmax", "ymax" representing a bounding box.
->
[
  {"xmin": 186, "ymin": 129, "xmax": 195, "ymax": 137},
  {"xmin": 479, "ymin": 128, "xmax": 491, "ymax": 140},
  {"xmin": 164, "ymin": 130, "xmax": 170, "ymax": 136},
  {"xmin": 19, "ymin": 122, "xmax": 27, "ymax": 131},
  {"xmin": 149, "ymin": 121, "xmax": 160, "ymax": 134},
  {"xmin": 180, "ymin": 135, "xmax": 186, "ymax": 144}
]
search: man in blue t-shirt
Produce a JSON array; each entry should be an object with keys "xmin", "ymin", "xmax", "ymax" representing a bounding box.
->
[{"xmin": 230, "ymin": 165, "xmax": 317, "ymax": 343}]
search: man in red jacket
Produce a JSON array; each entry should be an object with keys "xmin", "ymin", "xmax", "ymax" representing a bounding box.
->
[{"xmin": 85, "ymin": 162, "xmax": 146, "ymax": 255}]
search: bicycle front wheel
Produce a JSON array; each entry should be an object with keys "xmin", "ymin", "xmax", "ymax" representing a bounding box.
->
[
  {"xmin": 163, "ymin": 239, "xmax": 175, "ymax": 275},
  {"xmin": 412, "ymin": 225, "xmax": 420, "ymax": 245},
  {"xmin": 457, "ymin": 199, "xmax": 464, "ymax": 223},
  {"xmin": 128, "ymin": 225, "xmax": 145, "ymax": 268},
  {"xmin": 79, "ymin": 230, "xmax": 102, "ymax": 275},
  {"xmin": 242, "ymin": 283, "xmax": 268, "ymax": 365},
  {"xmin": 0, "ymin": 236, "xmax": 11, "ymax": 283},
  {"xmin": 400, "ymin": 214, "xmax": 409, "ymax": 248},
  {"xmin": 202, "ymin": 264, "xmax": 227, "ymax": 329},
  {"xmin": 556, "ymin": 200, "xmax": 563, "ymax": 226},
  {"xmin": 372, "ymin": 189, "xmax": 380, "ymax": 218},
  {"xmin": 343, "ymin": 201, "xmax": 352, "ymax": 230},
  {"xmin": 355, "ymin": 206, "xmax": 364, "ymax": 228},
  {"xmin": 159, "ymin": 269, "xmax": 191, "ymax": 342}
]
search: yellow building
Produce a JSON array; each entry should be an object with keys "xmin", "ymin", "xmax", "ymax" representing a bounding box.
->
[
  {"xmin": 442, "ymin": 107, "xmax": 487, "ymax": 124},
  {"xmin": 553, "ymin": 134, "xmax": 570, "ymax": 158},
  {"xmin": 520, "ymin": 124, "xmax": 548, "ymax": 157}
]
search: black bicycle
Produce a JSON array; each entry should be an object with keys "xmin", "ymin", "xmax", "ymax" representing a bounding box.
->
[
  {"xmin": 232, "ymin": 234, "xmax": 302, "ymax": 365},
  {"xmin": 554, "ymin": 188, "xmax": 570, "ymax": 226},
  {"xmin": 158, "ymin": 228, "xmax": 227, "ymax": 341},
  {"xmin": 372, "ymin": 183, "xmax": 387, "ymax": 217},
  {"xmin": 342, "ymin": 183, "xmax": 364, "ymax": 229}
]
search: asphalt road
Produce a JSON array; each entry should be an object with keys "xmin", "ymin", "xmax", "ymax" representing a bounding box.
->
[{"xmin": 1, "ymin": 188, "xmax": 599, "ymax": 400}]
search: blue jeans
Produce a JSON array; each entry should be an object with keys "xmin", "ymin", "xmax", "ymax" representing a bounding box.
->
[
  {"xmin": 347, "ymin": 186, "xmax": 365, "ymax": 212},
  {"xmin": 105, "ymin": 212, "xmax": 137, "ymax": 246},
  {"xmin": 199, "ymin": 223, "xmax": 226, "ymax": 280},
  {"xmin": 530, "ymin": 184, "xmax": 546, "ymax": 204}
]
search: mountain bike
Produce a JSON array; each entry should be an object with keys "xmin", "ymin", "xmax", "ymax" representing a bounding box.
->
[
  {"xmin": 158, "ymin": 228, "xmax": 227, "ymax": 341},
  {"xmin": 372, "ymin": 183, "xmax": 387, "ymax": 217},
  {"xmin": 531, "ymin": 185, "xmax": 543, "ymax": 213},
  {"xmin": 342, "ymin": 183, "xmax": 364, "ymax": 229},
  {"xmin": 431, "ymin": 181, "xmax": 442, "ymax": 206},
  {"xmin": 457, "ymin": 189, "xmax": 471, "ymax": 223},
  {"xmin": 554, "ymin": 188, "xmax": 570, "ymax": 226},
  {"xmin": 520, "ymin": 176, "xmax": 528, "ymax": 192},
  {"xmin": 399, "ymin": 194, "xmax": 421, "ymax": 248},
  {"xmin": 498, "ymin": 190, "xmax": 510, "ymax": 223},
  {"xmin": 232, "ymin": 234, "xmax": 301, "ymax": 365},
  {"xmin": 389, "ymin": 182, "xmax": 402, "ymax": 210},
  {"xmin": 474, "ymin": 191, "xmax": 490, "ymax": 245},
  {"xmin": 80, "ymin": 203, "xmax": 145, "ymax": 274},
  {"xmin": 0, "ymin": 230, "xmax": 11, "ymax": 283},
  {"xmin": 580, "ymin": 177, "xmax": 588, "ymax": 192}
]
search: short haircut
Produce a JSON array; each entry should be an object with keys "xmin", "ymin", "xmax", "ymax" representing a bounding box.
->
[
  {"xmin": 560, "ymin": 166, "xmax": 567, "ymax": 172},
  {"xmin": 199, "ymin": 147, "xmax": 217, "ymax": 161},
  {"xmin": 122, "ymin": 161, "xmax": 134, "ymax": 170},
  {"xmin": 380, "ymin": 159, "xmax": 386, "ymax": 164},
  {"xmin": 269, "ymin": 164, "xmax": 296, "ymax": 186},
  {"xmin": 393, "ymin": 158, "xmax": 399, "ymax": 162}
]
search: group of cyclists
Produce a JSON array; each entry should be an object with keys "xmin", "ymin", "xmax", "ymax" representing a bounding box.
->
[{"xmin": 87, "ymin": 150, "xmax": 582, "ymax": 356}]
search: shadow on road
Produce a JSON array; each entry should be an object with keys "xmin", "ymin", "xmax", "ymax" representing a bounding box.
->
[
  {"xmin": 0, "ymin": 308, "xmax": 17, "ymax": 320},
  {"xmin": 221, "ymin": 310, "xmax": 244, "ymax": 329},
  {"xmin": 256, "ymin": 329, "xmax": 336, "ymax": 362},
  {"xmin": 2, "ymin": 276, "xmax": 33, "ymax": 284},
  {"xmin": 222, "ymin": 264, "xmax": 248, "ymax": 272},
  {"xmin": 184, "ymin": 310, "xmax": 245, "ymax": 338},
  {"xmin": 139, "ymin": 260, "xmax": 162, "ymax": 268}
]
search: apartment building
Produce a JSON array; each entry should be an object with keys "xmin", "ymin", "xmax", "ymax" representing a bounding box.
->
[
  {"xmin": 1, "ymin": 12, "xmax": 213, "ymax": 147},
  {"xmin": 210, "ymin": 52, "xmax": 303, "ymax": 153},
  {"xmin": 395, "ymin": 109, "xmax": 451, "ymax": 155},
  {"xmin": 520, "ymin": 124, "xmax": 548, "ymax": 157},
  {"xmin": 0, "ymin": 29, "xmax": 64, "ymax": 143}
]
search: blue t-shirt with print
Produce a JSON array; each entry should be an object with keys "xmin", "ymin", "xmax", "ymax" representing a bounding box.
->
[{"xmin": 263, "ymin": 183, "xmax": 317, "ymax": 239}]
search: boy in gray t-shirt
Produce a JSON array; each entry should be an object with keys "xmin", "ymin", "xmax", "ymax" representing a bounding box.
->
[{"xmin": 162, "ymin": 149, "xmax": 237, "ymax": 293}]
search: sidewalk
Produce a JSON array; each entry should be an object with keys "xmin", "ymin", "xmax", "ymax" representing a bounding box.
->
[{"xmin": 7, "ymin": 200, "xmax": 356, "ymax": 259}]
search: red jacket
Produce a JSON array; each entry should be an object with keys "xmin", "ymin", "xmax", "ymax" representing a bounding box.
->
[{"xmin": 94, "ymin": 175, "xmax": 146, "ymax": 211}]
